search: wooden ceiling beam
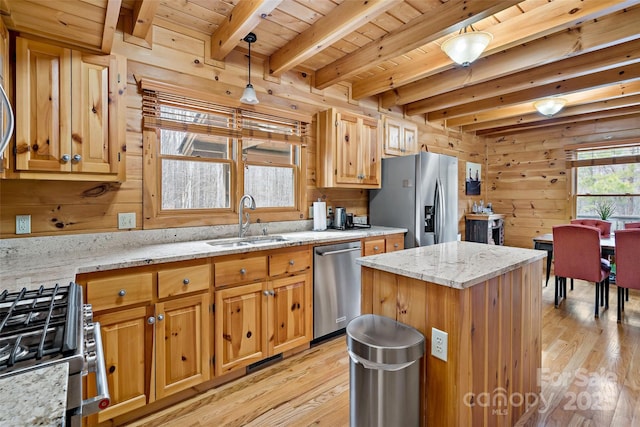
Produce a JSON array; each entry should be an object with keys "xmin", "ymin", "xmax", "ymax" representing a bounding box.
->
[
  {"xmin": 453, "ymin": 88, "xmax": 640, "ymax": 129},
  {"xmin": 352, "ymin": 0, "xmax": 632, "ymax": 100},
  {"xmin": 268, "ymin": 0, "xmax": 397, "ymax": 77},
  {"xmin": 388, "ymin": 5, "xmax": 640, "ymax": 110},
  {"xmin": 428, "ymin": 64, "xmax": 640, "ymax": 125},
  {"xmin": 101, "ymin": 0, "xmax": 121, "ymax": 53},
  {"xmin": 474, "ymin": 106, "xmax": 640, "ymax": 136},
  {"xmin": 313, "ymin": 0, "xmax": 520, "ymax": 90},
  {"xmin": 131, "ymin": 0, "xmax": 159, "ymax": 40},
  {"xmin": 210, "ymin": 0, "xmax": 282, "ymax": 61},
  {"xmin": 424, "ymin": 39, "xmax": 640, "ymax": 120}
]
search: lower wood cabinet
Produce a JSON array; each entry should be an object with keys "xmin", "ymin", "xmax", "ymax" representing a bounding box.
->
[
  {"xmin": 363, "ymin": 233, "xmax": 405, "ymax": 256},
  {"xmin": 80, "ymin": 261, "xmax": 212, "ymax": 424},
  {"xmin": 214, "ymin": 270, "xmax": 312, "ymax": 376}
]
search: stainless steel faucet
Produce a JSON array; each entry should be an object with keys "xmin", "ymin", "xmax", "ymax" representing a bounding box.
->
[{"xmin": 238, "ymin": 194, "xmax": 256, "ymax": 237}]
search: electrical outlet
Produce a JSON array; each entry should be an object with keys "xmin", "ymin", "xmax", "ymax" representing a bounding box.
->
[
  {"xmin": 118, "ymin": 212, "xmax": 136, "ymax": 229},
  {"xmin": 16, "ymin": 215, "xmax": 31, "ymax": 234},
  {"xmin": 431, "ymin": 327, "xmax": 448, "ymax": 362},
  {"xmin": 327, "ymin": 206, "xmax": 333, "ymax": 216},
  {"xmin": 309, "ymin": 206, "xmax": 314, "ymax": 219}
]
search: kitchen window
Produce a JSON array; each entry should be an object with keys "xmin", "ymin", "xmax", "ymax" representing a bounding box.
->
[
  {"xmin": 141, "ymin": 82, "xmax": 307, "ymax": 229},
  {"xmin": 567, "ymin": 141, "xmax": 640, "ymax": 229}
]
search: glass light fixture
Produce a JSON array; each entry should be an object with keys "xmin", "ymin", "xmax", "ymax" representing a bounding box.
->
[
  {"xmin": 533, "ymin": 98, "xmax": 567, "ymax": 117},
  {"xmin": 441, "ymin": 26, "xmax": 493, "ymax": 67},
  {"xmin": 240, "ymin": 32, "xmax": 259, "ymax": 105}
]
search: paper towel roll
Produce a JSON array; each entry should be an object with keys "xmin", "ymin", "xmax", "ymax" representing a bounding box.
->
[{"xmin": 313, "ymin": 202, "xmax": 327, "ymax": 231}]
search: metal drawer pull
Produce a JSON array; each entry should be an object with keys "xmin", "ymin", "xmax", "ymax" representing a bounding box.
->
[
  {"xmin": 118, "ymin": 289, "xmax": 126, "ymax": 297},
  {"xmin": 240, "ymin": 268, "xmax": 246, "ymax": 274},
  {"xmin": 269, "ymin": 290, "xmax": 275, "ymax": 296},
  {"xmin": 147, "ymin": 316, "xmax": 155, "ymax": 325},
  {"xmin": 183, "ymin": 278, "xmax": 190, "ymax": 285},
  {"xmin": 263, "ymin": 290, "xmax": 270, "ymax": 296},
  {"xmin": 373, "ymin": 246, "xmax": 379, "ymax": 251},
  {"xmin": 394, "ymin": 243, "xmax": 399, "ymax": 248},
  {"xmin": 157, "ymin": 314, "xmax": 164, "ymax": 321},
  {"xmin": 289, "ymin": 260, "xmax": 295, "ymax": 265},
  {"xmin": 73, "ymin": 154, "xmax": 82, "ymax": 162},
  {"xmin": 61, "ymin": 154, "xmax": 70, "ymax": 162}
]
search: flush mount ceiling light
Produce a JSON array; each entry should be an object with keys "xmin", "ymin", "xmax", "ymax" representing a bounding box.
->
[
  {"xmin": 533, "ymin": 98, "xmax": 567, "ymax": 117},
  {"xmin": 240, "ymin": 32, "xmax": 259, "ymax": 105},
  {"xmin": 441, "ymin": 26, "xmax": 493, "ymax": 67}
]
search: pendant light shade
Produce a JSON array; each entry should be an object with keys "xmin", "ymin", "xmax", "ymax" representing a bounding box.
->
[
  {"xmin": 533, "ymin": 98, "xmax": 567, "ymax": 117},
  {"xmin": 240, "ymin": 32, "xmax": 259, "ymax": 105},
  {"xmin": 441, "ymin": 27, "xmax": 493, "ymax": 67}
]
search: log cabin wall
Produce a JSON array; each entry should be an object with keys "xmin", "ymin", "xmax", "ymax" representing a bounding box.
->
[
  {"xmin": 486, "ymin": 115, "xmax": 640, "ymax": 249},
  {"xmin": 0, "ymin": 24, "xmax": 486, "ymax": 239}
]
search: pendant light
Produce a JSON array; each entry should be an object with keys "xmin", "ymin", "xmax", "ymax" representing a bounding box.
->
[
  {"xmin": 441, "ymin": 26, "xmax": 493, "ymax": 67},
  {"xmin": 240, "ymin": 32, "xmax": 259, "ymax": 105},
  {"xmin": 533, "ymin": 98, "xmax": 567, "ymax": 117}
]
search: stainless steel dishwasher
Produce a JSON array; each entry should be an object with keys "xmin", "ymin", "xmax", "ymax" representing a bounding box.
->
[{"xmin": 313, "ymin": 240, "xmax": 362, "ymax": 340}]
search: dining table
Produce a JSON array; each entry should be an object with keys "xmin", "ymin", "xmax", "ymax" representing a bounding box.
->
[{"xmin": 532, "ymin": 233, "xmax": 615, "ymax": 286}]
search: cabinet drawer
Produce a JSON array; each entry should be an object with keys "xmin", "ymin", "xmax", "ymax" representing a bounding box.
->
[
  {"xmin": 363, "ymin": 238, "xmax": 386, "ymax": 256},
  {"xmin": 86, "ymin": 272, "xmax": 153, "ymax": 312},
  {"xmin": 386, "ymin": 235, "xmax": 404, "ymax": 253},
  {"xmin": 269, "ymin": 248, "xmax": 311, "ymax": 277},
  {"xmin": 215, "ymin": 256, "xmax": 267, "ymax": 287},
  {"xmin": 158, "ymin": 263, "xmax": 210, "ymax": 299}
]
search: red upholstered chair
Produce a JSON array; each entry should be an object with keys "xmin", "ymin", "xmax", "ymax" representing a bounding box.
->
[
  {"xmin": 614, "ymin": 229, "xmax": 640, "ymax": 323},
  {"xmin": 570, "ymin": 219, "xmax": 612, "ymax": 237},
  {"xmin": 552, "ymin": 224, "xmax": 610, "ymax": 317},
  {"xmin": 624, "ymin": 222, "xmax": 640, "ymax": 229}
]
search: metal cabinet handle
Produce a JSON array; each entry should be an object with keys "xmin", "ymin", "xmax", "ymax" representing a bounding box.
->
[
  {"xmin": 183, "ymin": 278, "xmax": 190, "ymax": 285},
  {"xmin": 61, "ymin": 154, "xmax": 71, "ymax": 162},
  {"xmin": 394, "ymin": 243, "xmax": 399, "ymax": 248},
  {"xmin": 289, "ymin": 260, "xmax": 295, "ymax": 266},
  {"xmin": 373, "ymin": 246, "xmax": 379, "ymax": 251},
  {"xmin": 157, "ymin": 314, "xmax": 164, "ymax": 321},
  {"xmin": 240, "ymin": 268, "xmax": 246, "ymax": 275},
  {"xmin": 118, "ymin": 289, "xmax": 126, "ymax": 297},
  {"xmin": 73, "ymin": 154, "xmax": 82, "ymax": 162},
  {"xmin": 270, "ymin": 290, "xmax": 275, "ymax": 296},
  {"xmin": 263, "ymin": 290, "xmax": 270, "ymax": 296},
  {"xmin": 147, "ymin": 316, "xmax": 155, "ymax": 325}
]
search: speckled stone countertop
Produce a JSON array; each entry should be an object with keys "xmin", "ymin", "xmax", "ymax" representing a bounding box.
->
[
  {"xmin": 356, "ymin": 241, "xmax": 546, "ymax": 289},
  {"xmin": 0, "ymin": 363, "xmax": 68, "ymax": 426},
  {"xmin": 0, "ymin": 222, "xmax": 406, "ymax": 292}
]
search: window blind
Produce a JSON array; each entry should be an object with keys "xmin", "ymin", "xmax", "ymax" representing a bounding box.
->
[{"xmin": 564, "ymin": 139, "xmax": 640, "ymax": 168}]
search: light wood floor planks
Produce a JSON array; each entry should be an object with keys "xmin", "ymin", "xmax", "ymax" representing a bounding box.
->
[{"xmin": 127, "ymin": 279, "xmax": 640, "ymax": 427}]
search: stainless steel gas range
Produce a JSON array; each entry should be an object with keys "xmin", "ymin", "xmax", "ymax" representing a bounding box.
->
[{"xmin": 0, "ymin": 282, "xmax": 110, "ymax": 426}]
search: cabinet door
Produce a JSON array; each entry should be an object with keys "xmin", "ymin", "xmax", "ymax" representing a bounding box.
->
[
  {"xmin": 155, "ymin": 293, "xmax": 211, "ymax": 399},
  {"xmin": 268, "ymin": 272, "xmax": 312, "ymax": 355},
  {"xmin": 215, "ymin": 282, "xmax": 266, "ymax": 375},
  {"xmin": 91, "ymin": 306, "xmax": 153, "ymax": 423},
  {"xmin": 335, "ymin": 112, "xmax": 361, "ymax": 185},
  {"xmin": 0, "ymin": 19, "xmax": 9, "ymax": 172},
  {"xmin": 72, "ymin": 52, "xmax": 119, "ymax": 175},
  {"xmin": 15, "ymin": 38, "xmax": 72, "ymax": 172},
  {"xmin": 359, "ymin": 116, "xmax": 381, "ymax": 186},
  {"xmin": 403, "ymin": 123, "xmax": 418, "ymax": 155},
  {"xmin": 384, "ymin": 118, "xmax": 403, "ymax": 156}
]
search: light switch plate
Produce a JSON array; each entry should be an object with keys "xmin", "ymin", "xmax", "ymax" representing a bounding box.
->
[
  {"xmin": 118, "ymin": 212, "xmax": 136, "ymax": 229},
  {"xmin": 431, "ymin": 327, "xmax": 448, "ymax": 362}
]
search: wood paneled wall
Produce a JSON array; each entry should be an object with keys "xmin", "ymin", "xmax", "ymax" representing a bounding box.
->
[
  {"xmin": 0, "ymin": 24, "xmax": 485, "ymax": 239},
  {"xmin": 486, "ymin": 115, "xmax": 640, "ymax": 249}
]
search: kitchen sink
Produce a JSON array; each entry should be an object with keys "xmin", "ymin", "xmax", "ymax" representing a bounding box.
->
[{"xmin": 206, "ymin": 235, "xmax": 288, "ymax": 248}]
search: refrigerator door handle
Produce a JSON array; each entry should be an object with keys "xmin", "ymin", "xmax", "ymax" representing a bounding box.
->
[
  {"xmin": 434, "ymin": 178, "xmax": 441, "ymax": 243},
  {"xmin": 438, "ymin": 177, "xmax": 446, "ymax": 243}
]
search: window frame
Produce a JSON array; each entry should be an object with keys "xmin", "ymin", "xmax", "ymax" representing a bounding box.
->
[
  {"xmin": 567, "ymin": 139, "xmax": 640, "ymax": 225},
  {"xmin": 141, "ymin": 81, "xmax": 308, "ymax": 230}
]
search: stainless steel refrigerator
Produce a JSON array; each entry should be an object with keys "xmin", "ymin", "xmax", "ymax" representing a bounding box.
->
[{"xmin": 369, "ymin": 152, "xmax": 458, "ymax": 248}]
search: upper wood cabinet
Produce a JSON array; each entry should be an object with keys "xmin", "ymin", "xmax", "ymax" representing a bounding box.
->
[
  {"xmin": 316, "ymin": 108, "xmax": 381, "ymax": 188},
  {"xmin": 12, "ymin": 37, "xmax": 125, "ymax": 181},
  {"xmin": 383, "ymin": 117, "xmax": 418, "ymax": 156},
  {"xmin": 0, "ymin": 19, "xmax": 10, "ymax": 174}
]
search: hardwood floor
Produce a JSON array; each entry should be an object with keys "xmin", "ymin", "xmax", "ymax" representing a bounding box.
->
[{"xmin": 128, "ymin": 279, "xmax": 640, "ymax": 427}]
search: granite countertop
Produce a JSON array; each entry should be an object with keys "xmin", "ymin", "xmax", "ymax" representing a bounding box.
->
[
  {"xmin": 0, "ymin": 224, "xmax": 407, "ymax": 292},
  {"xmin": 0, "ymin": 363, "xmax": 69, "ymax": 426},
  {"xmin": 356, "ymin": 241, "xmax": 546, "ymax": 289}
]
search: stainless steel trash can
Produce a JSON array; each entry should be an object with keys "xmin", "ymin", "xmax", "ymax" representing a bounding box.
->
[{"xmin": 346, "ymin": 314, "xmax": 425, "ymax": 427}]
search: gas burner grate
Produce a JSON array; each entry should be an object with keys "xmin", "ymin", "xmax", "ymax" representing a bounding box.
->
[{"xmin": 0, "ymin": 283, "xmax": 77, "ymax": 372}]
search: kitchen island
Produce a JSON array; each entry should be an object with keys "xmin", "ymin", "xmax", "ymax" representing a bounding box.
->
[{"xmin": 356, "ymin": 241, "xmax": 546, "ymax": 427}]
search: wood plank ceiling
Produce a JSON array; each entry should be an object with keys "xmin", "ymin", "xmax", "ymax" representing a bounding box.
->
[{"xmin": 2, "ymin": 0, "xmax": 639, "ymax": 136}]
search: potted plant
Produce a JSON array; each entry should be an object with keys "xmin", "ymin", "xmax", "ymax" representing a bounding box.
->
[{"xmin": 594, "ymin": 199, "xmax": 615, "ymax": 220}]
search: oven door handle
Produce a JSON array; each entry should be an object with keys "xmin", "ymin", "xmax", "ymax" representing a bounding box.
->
[{"xmin": 82, "ymin": 322, "xmax": 111, "ymax": 416}]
